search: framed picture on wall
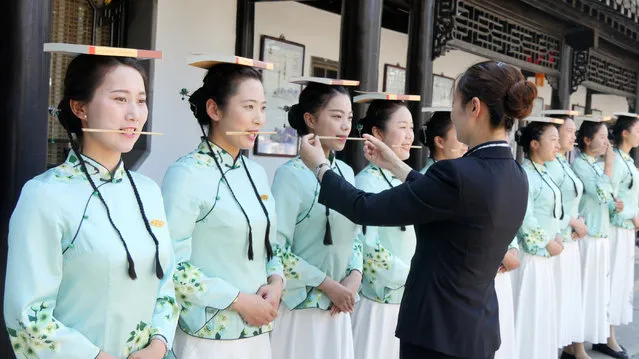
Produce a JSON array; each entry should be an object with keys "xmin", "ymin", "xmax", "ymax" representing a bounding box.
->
[
  {"xmin": 383, "ymin": 64, "xmax": 406, "ymax": 94},
  {"xmin": 432, "ymin": 74, "xmax": 454, "ymax": 107},
  {"xmin": 532, "ymin": 97, "xmax": 544, "ymax": 116},
  {"xmin": 572, "ymin": 104, "xmax": 586, "ymax": 115},
  {"xmin": 255, "ymin": 35, "xmax": 305, "ymax": 157}
]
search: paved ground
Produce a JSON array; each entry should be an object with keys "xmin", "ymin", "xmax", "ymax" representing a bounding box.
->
[{"xmin": 588, "ymin": 246, "xmax": 639, "ymax": 359}]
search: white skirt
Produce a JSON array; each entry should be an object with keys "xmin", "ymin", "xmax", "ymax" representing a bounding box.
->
[
  {"xmin": 608, "ymin": 227, "xmax": 635, "ymax": 326},
  {"xmin": 512, "ymin": 253, "xmax": 558, "ymax": 359},
  {"xmin": 554, "ymin": 241, "xmax": 585, "ymax": 346},
  {"xmin": 351, "ymin": 297, "xmax": 400, "ymax": 359},
  {"xmin": 270, "ymin": 306, "xmax": 354, "ymax": 359},
  {"xmin": 579, "ymin": 236, "xmax": 611, "ymax": 344},
  {"xmin": 173, "ymin": 328, "xmax": 271, "ymax": 359},
  {"xmin": 494, "ymin": 271, "xmax": 516, "ymax": 359}
]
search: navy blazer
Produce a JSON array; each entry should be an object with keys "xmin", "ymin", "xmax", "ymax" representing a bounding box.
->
[{"xmin": 318, "ymin": 141, "xmax": 528, "ymax": 359}]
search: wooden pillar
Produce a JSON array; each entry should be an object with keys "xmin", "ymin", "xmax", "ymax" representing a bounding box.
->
[
  {"xmin": 337, "ymin": 0, "xmax": 383, "ymax": 173},
  {"xmin": 235, "ymin": 0, "xmax": 255, "ymax": 58},
  {"xmin": 552, "ymin": 42, "xmax": 572, "ymax": 110},
  {"xmin": 405, "ymin": 0, "xmax": 436, "ymax": 170},
  {"xmin": 122, "ymin": 0, "xmax": 157, "ymax": 169},
  {"xmin": 0, "ymin": 0, "xmax": 50, "ymax": 357},
  {"xmin": 584, "ymin": 88, "xmax": 593, "ymax": 114}
]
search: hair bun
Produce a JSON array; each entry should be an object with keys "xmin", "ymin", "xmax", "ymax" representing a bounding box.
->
[
  {"xmin": 287, "ymin": 103, "xmax": 304, "ymax": 133},
  {"xmin": 188, "ymin": 87, "xmax": 210, "ymax": 123},
  {"xmin": 504, "ymin": 80, "xmax": 537, "ymax": 120},
  {"xmin": 514, "ymin": 129, "xmax": 523, "ymax": 145}
]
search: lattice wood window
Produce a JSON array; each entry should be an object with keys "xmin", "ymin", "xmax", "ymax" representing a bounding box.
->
[
  {"xmin": 47, "ymin": 0, "xmax": 124, "ymax": 167},
  {"xmin": 563, "ymin": 0, "xmax": 639, "ymax": 41},
  {"xmin": 311, "ymin": 56, "xmax": 339, "ymax": 79},
  {"xmin": 454, "ymin": 1, "xmax": 562, "ymax": 71},
  {"xmin": 587, "ymin": 52, "xmax": 638, "ymax": 93}
]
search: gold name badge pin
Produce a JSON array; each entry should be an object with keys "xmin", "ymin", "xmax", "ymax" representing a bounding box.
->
[{"xmin": 150, "ymin": 219, "xmax": 165, "ymax": 228}]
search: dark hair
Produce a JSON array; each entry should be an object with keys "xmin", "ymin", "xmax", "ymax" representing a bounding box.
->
[
  {"xmin": 456, "ymin": 61, "xmax": 537, "ymax": 131},
  {"xmin": 420, "ymin": 111, "xmax": 453, "ymax": 155},
  {"xmin": 576, "ymin": 121, "xmax": 607, "ymax": 151},
  {"xmin": 188, "ymin": 63, "xmax": 263, "ymax": 127},
  {"xmin": 360, "ymin": 100, "xmax": 407, "ymax": 136},
  {"xmin": 288, "ymin": 83, "xmax": 349, "ymax": 136},
  {"xmin": 189, "ymin": 63, "xmax": 272, "ymax": 262},
  {"xmin": 612, "ymin": 115, "xmax": 639, "ymax": 146},
  {"xmin": 515, "ymin": 122, "xmax": 556, "ymax": 154},
  {"xmin": 56, "ymin": 54, "xmax": 162, "ymax": 280}
]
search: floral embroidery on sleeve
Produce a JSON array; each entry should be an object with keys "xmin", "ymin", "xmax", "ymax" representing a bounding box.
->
[
  {"xmin": 520, "ymin": 227, "xmax": 550, "ymax": 257},
  {"xmin": 124, "ymin": 322, "xmax": 159, "ymax": 357},
  {"xmin": 173, "ymin": 262, "xmax": 208, "ymax": 312},
  {"xmin": 155, "ymin": 296, "xmax": 180, "ymax": 321},
  {"xmin": 277, "ymin": 246, "xmax": 301, "ymax": 280},
  {"xmin": 363, "ymin": 245, "xmax": 393, "ymax": 285},
  {"xmin": 7, "ymin": 301, "xmax": 60, "ymax": 357}
]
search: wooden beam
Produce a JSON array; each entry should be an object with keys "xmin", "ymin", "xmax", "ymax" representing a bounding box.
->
[
  {"xmin": 582, "ymin": 80, "xmax": 636, "ymax": 99},
  {"xmin": 447, "ymin": 39, "xmax": 561, "ymax": 77},
  {"xmin": 520, "ymin": 0, "xmax": 639, "ymax": 57}
]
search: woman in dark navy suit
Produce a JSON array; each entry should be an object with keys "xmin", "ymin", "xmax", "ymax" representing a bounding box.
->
[{"xmin": 299, "ymin": 61, "xmax": 536, "ymax": 359}]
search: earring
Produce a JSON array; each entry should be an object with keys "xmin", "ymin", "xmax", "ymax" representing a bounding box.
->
[{"xmin": 84, "ymin": 115, "xmax": 87, "ymax": 119}]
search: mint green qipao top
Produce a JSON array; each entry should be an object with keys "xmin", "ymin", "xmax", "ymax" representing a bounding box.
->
[
  {"xmin": 162, "ymin": 140, "xmax": 284, "ymax": 340},
  {"xmin": 571, "ymin": 153, "xmax": 614, "ymax": 238},
  {"xmin": 517, "ymin": 159, "xmax": 563, "ymax": 257},
  {"xmin": 4, "ymin": 153, "xmax": 179, "ymax": 359},
  {"xmin": 609, "ymin": 149, "xmax": 639, "ymax": 229},
  {"xmin": 545, "ymin": 153, "xmax": 584, "ymax": 242},
  {"xmin": 271, "ymin": 156, "xmax": 363, "ymax": 310},
  {"xmin": 355, "ymin": 164, "xmax": 416, "ymax": 304}
]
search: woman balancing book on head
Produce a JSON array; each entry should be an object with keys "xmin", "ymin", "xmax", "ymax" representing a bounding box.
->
[
  {"xmin": 349, "ymin": 92, "xmax": 419, "ymax": 359},
  {"xmin": 512, "ymin": 116, "xmax": 565, "ymax": 359},
  {"xmin": 597, "ymin": 112, "xmax": 639, "ymax": 359},
  {"xmin": 269, "ymin": 76, "xmax": 363, "ymax": 359},
  {"xmin": 539, "ymin": 110, "xmax": 589, "ymax": 359},
  {"xmin": 4, "ymin": 43, "xmax": 178, "ymax": 359},
  {"xmin": 298, "ymin": 61, "xmax": 536, "ymax": 359},
  {"xmin": 571, "ymin": 115, "xmax": 619, "ymax": 357},
  {"xmin": 161, "ymin": 54, "xmax": 284, "ymax": 359}
]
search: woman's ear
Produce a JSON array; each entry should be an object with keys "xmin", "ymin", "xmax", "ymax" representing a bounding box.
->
[
  {"xmin": 583, "ymin": 136, "xmax": 592, "ymax": 148},
  {"xmin": 470, "ymin": 97, "xmax": 482, "ymax": 120},
  {"xmin": 303, "ymin": 112, "xmax": 316, "ymax": 132},
  {"xmin": 530, "ymin": 139, "xmax": 540, "ymax": 152},
  {"xmin": 70, "ymin": 99, "xmax": 87, "ymax": 126},
  {"xmin": 372, "ymin": 126, "xmax": 384, "ymax": 141},
  {"xmin": 434, "ymin": 135, "xmax": 445, "ymax": 150},
  {"xmin": 206, "ymin": 99, "xmax": 222, "ymax": 124}
]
